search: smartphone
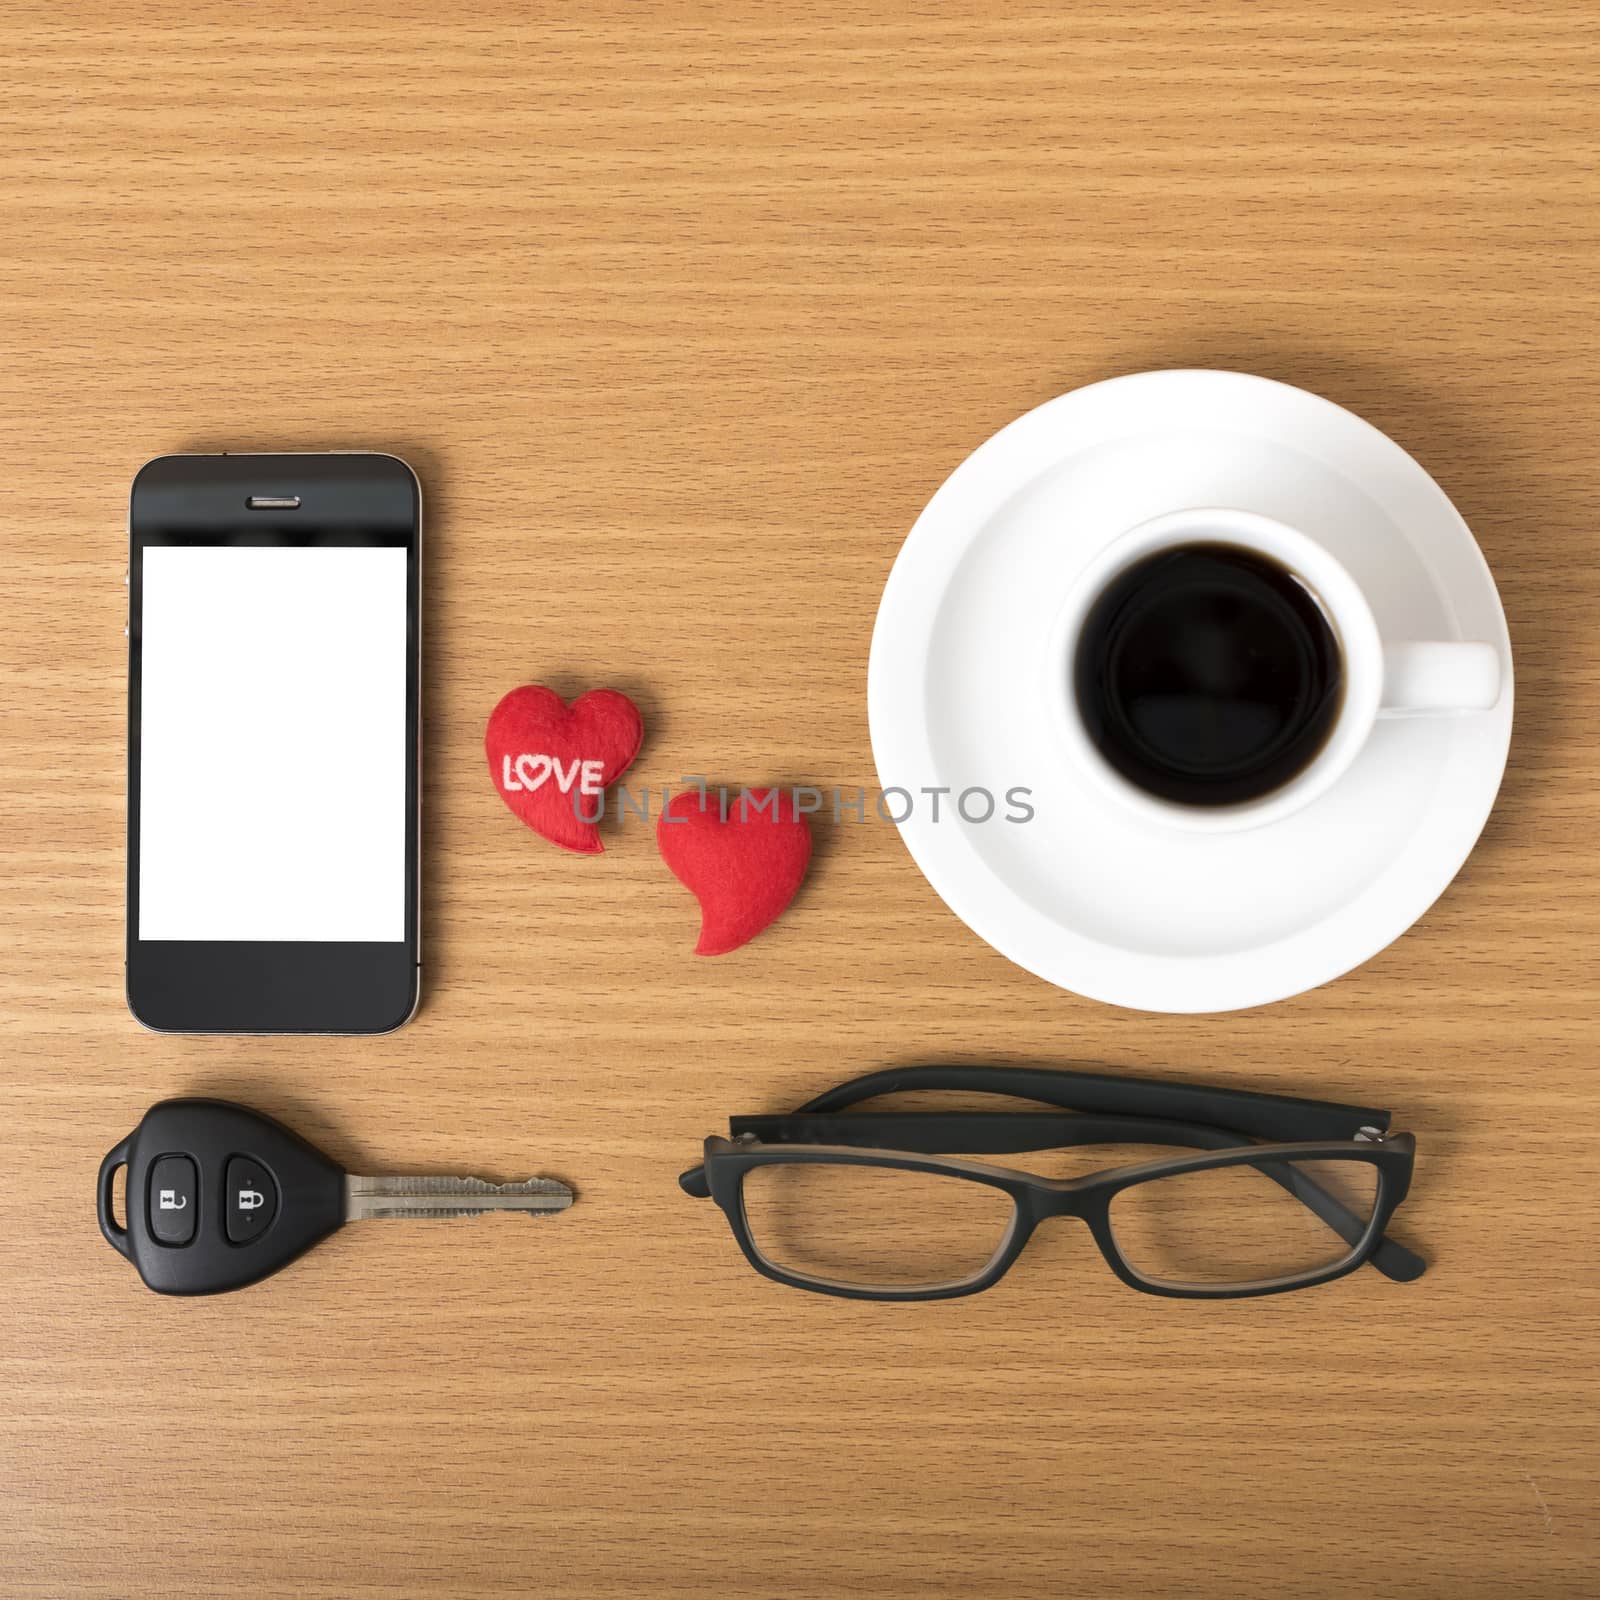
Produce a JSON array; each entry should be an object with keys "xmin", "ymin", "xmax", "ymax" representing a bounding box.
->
[{"xmin": 127, "ymin": 453, "xmax": 421, "ymax": 1033}]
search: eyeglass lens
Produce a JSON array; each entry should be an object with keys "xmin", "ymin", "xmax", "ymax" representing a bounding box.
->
[
  {"xmin": 740, "ymin": 1162, "xmax": 1016, "ymax": 1290},
  {"xmin": 1108, "ymin": 1157, "xmax": 1379, "ymax": 1287}
]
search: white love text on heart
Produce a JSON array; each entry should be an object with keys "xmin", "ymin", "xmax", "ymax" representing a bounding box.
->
[{"xmin": 502, "ymin": 755, "xmax": 607, "ymax": 796}]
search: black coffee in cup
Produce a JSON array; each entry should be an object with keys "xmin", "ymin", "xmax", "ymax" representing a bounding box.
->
[{"xmin": 1073, "ymin": 543, "xmax": 1342, "ymax": 807}]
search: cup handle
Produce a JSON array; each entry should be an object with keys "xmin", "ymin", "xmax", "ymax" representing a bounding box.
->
[{"xmin": 1379, "ymin": 642, "xmax": 1502, "ymax": 717}]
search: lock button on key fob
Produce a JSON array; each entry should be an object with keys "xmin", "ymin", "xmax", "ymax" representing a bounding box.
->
[{"xmin": 224, "ymin": 1156, "xmax": 278, "ymax": 1244}]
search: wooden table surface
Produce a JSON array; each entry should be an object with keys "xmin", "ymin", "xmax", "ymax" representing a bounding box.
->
[{"xmin": 3, "ymin": 5, "xmax": 1598, "ymax": 1596}]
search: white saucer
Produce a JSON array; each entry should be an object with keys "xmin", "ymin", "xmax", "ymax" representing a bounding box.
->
[{"xmin": 867, "ymin": 370, "xmax": 1514, "ymax": 1013}]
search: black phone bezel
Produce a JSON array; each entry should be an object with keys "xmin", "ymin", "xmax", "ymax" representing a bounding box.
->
[{"xmin": 126, "ymin": 452, "xmax": 421, "ymax": 1034}]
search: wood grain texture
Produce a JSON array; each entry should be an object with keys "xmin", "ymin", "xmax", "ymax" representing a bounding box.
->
[{"xmin": 2, "ymin": 4, "xmax": 1598, "ymax": 1595}]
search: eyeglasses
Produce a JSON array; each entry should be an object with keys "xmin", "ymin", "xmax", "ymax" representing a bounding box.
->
[{"xmin": 680, "ymin": 1065, "xmax": 1424, "ymax": 1301}]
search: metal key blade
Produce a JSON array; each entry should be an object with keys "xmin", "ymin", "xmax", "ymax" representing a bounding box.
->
[{"xmin": 344, "ymin": 1174, "xmax": 573, "ymax": 1222}]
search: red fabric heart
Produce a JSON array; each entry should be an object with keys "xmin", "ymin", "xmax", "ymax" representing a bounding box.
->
[
  {"xmin": 486, "ymin": 686, "xmax": 644, "ymax": 854},
  {"xmin": 657, "ymin": 787, "xmax": 813, "ymax": 955}
]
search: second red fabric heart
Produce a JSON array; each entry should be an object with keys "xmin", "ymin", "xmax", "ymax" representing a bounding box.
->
[
  {"xmin": 486, "ymin": 685, "xmax": 644, "ymax": 853},
  {"xmin": 657, "ymin": 787, "xmax": 813, "ymax": 955}
]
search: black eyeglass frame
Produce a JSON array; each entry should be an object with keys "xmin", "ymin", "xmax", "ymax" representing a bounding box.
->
[{"xmin": 681, "ymin": 1065, "xmax": 1423, "ymax": 1302}]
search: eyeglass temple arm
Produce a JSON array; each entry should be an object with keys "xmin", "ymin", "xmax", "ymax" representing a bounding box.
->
[
  {"xmin": 690, "ymin": 1108, "xmax": 1425, "ymax": 1283},
  {"xmin": 682, "ymin": 1063, "xmax": 1389, "ymax": 1193},
  {"xmin": 795, "ymin": 1064, "xmax": 1394, "ymax": 1144}
]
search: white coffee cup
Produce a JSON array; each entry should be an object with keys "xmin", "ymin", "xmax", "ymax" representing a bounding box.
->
[{"xmin": 1045, "ymin": 508, "xmax": 1504, "ymax": 833}]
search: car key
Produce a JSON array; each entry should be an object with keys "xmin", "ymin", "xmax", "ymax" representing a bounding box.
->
[{"xmin": 97, "ymin": 1099, "xmax": 573, "ymax": 1295}]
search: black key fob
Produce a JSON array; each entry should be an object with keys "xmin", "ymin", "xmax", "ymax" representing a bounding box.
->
[{"xmin": 98, "ymin": 1099, "xmax": 345, "ymax": 1295}]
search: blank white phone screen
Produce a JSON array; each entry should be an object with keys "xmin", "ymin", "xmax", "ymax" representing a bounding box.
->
[{"xmin": 139, "ymin": 545, "xmax": 408, "ymax": 941}]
